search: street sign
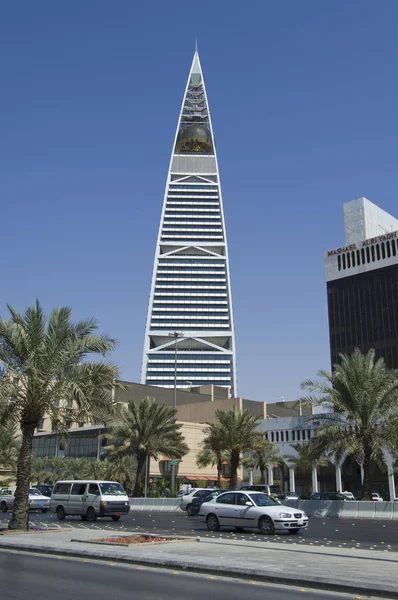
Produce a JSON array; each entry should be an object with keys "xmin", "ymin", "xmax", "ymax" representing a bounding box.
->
[{"xmin": 169, "ymin": 460, "xmax": 180, "ymax": 465}]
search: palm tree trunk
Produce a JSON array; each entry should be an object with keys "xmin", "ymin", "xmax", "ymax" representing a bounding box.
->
[
  {"xmin": 229, "ymin": 451, "xmax": 240, "ymax": 490},
  {"xmin": 361, "ymin": 449, "xmax": 372, "ymax": 500},
  {"xmin": 216, "ymin": 456, "xmax": 222, "ymax": 488},
  {"xmin": 8, "ymin": 423, "xmax": 36, "ymax": 530},
  {"xmin": 133, "ymin": 451, "xmax": 146, "ymax": 497}
]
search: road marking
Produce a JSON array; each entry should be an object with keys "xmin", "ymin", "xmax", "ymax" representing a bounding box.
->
[{"xmin": 173, "ymin": 571, "xmax": 179, "ymax": 575}]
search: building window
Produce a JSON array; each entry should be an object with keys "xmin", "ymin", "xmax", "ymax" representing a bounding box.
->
[
  {"xmin": 376, "ymin": 244, "xmax": 380, "ymax": 261},
  {"xmin": 342, "ymin": 254, "xmax": 346, "ymax": 270},
  {"xmin": 381, "ymin": 243, "xmax": 386, "ymax": 259},
  {"xmin": 280, "ymin": 431, "xmax": 284, "ymax": 442},
  {"xmin": 392, "ymin": 240, "xmax": 397, "ymax": 256},
  {"xmin": 366, "ymin": 247, "xmax": 370, "ymax": 263},
  {"xmin": 371, "ymin": 245, "xmax": 375, "ymax": 262},
  {"xmin": 356, "ymin": 249, "xmax": 361, "ymax": 265},
  {"xmin": 346, "ymin": 252, "xmax": 351, "ymax": 268},
  {"xmin": 361, "ymin": 248, "xmax": 365, "ymax": 264},
  {"xmin": 285, "ymin": 430, "xmax": 289, "ymax": 442},
  {"xmin": 387, "ymin": 241, "xmax": 391, "ymax": 258},
  {"xmin": 351, "ymin": 251, "xmax": 356, "ymax": 267},
  {"xmin": 337, "ymin": 255, "xmax": 341, "ymax": 271},
  {"xmin": 271, "ymin": 432, "xmax": 274, "ymax": 442},
  {"xmin": 275, "ymin": 431, "xmax": 279, "ymax": 442},
  {"xmin": 292, "ymin": 430, "xmax": 296, "ymax": 441}
]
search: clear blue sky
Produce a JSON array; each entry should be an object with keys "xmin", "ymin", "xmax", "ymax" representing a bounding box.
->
[{"xmin": 2, "ymin": 1, "xmax": 398, "ymax": 402}]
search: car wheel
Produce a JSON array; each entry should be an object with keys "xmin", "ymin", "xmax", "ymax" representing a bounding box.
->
[
  {"xmin": 235, "ymin": 527, "xmax": 245, "ymax": 532},
  {"xmin": 56, "ymin": 506, "xmax": 66, "ymax": 521},
  {"xmin": 0, "ymin": 502, "xmax": 8, "ymax": 513},
  {"xmin": 206, "ymin": 514, "xmax": 220, "ymax": 532},
  {"xmin": 290, "ymin": 528, "xmax": 300, "ymax": 534},
  {"xmin": 41, "ymin": 508, "xmax": 48, "ymax": 513},
  {"xmin": 111, "ymin": 516, "xmax": 121, "ymax": 521},
  {"xmin": 186, "ymin": 504, "xmax": 195, "ymax": 516},
  {"xmin": 87, "ymin": 507, "xmax": 97, "ymax": 522},
  {"xmin": 80, "ymin": 515, "xmax": 88, "ymax": 521},
  {"xmin": 259, "ymin": 515, "xmax": 275, "ymax": 535}
]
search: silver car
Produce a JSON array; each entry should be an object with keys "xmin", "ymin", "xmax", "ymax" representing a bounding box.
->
[
  {"xmin": 0, "ymin": 487, "xmax": 50, "ymax": 514},
  {"xmin": 200, "ymin": 490, "xmax": 308, "ymax": 534}
]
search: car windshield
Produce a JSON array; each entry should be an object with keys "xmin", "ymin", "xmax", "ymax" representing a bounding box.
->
[
  {"xmin": 99, "ymin": 482, "xmax": 126, "ymax": 496},
  {"xmin": 29, "ymin": 488, "xmax": 42, "ymax": 496},
  {"xmin": 249, "ymin": 493, "xmax": 279, "ymax": 506}
]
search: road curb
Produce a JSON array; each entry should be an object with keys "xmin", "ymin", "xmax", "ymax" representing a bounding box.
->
[{"xmin": 0, "ymin": 541, "xmax": 396, "ymax": 599}]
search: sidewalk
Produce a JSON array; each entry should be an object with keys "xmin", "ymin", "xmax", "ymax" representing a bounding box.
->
[{"xmin": 0, "ymin": 527, "xmax": 397, "ymax": 598}]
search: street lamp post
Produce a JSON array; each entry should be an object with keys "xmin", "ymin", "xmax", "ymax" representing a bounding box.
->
[{"xmin": 169, "ymin": 331, "xmax": 183, "ymax": 494}]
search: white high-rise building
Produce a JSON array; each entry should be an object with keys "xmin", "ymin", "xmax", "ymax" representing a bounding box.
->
[{"xmin": 141, "ymin": 51, "xmax": 237, "ymax": 394}]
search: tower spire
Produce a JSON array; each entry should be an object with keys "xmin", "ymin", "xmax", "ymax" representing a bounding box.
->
[{"xmin": 141, "ymin": 51, "xmax": 237, "ymax": 396}]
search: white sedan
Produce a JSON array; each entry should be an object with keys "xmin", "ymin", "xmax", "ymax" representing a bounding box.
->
[
  {"xmin": 0, "ymin": 487, "xmax": 50, "ymax": 513},
  {"xmin": 179, "ymin": 488, "xmax": 218, "ymax": 514},
  {"xmin": 200, "ymin": 490, "xmax": 308, "ymax": 534}
]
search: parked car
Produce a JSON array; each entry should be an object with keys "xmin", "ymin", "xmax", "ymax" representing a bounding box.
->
[
  {"xmin": 50, "ymin": 480, "xmax": 130, "ymax": 521},
  {"xmin": 240, "ymin": 484, "xmax": 284, "ymax": 499},
  {"xmin": 179, "ymin": 488, "xmax": 218, "ymax": 513},
  {"xmin": 34, "ymin": 485, "xmax": 54, "ymax": 498},
  {"xmin": 0, "ymin": 487, "xmax": 50, "ymax": 513},
  {"xmin": 284, "ymin": 491, "xmax": 300, "ymax": 501},
  {"xmin": 200, "ymin": 490, "xmax": 308, "ymax": 534},
  {"xmin": 310, "ymin": 492, "xmax": 350, "ymax": 500},
  {"xmin": 371, "ymin": 493, "xmax": 384, "ymax": 502},
  {"xmin": 189, "ymin": 489, "xmax": 227, "ymax": 516},
  {"xmin": 341, "ymin": 491, "xmax": 355, "ymax": 500}
]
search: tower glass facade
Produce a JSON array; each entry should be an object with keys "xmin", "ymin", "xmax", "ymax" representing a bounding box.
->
[{"xmin": 141, "ymin": 52, "xmax": 237, "ymax": 394}]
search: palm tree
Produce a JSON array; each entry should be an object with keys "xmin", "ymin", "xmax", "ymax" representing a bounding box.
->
[
  {"xmin": 0, "ymin": 423, "xmax": 20, "ymax": 475},
  {"xmin": 0, "ymin": 301, "xmax": 119, "ymax": 529},
  {"xmin": 285, "ymin": 442, "xmax": 329, "ymax": 494},
  {"xmin": 301, "ymin": 348, "xmax": 398, "ymax": 500},
  {"xmin": 30, "ymin": 457, "xmax": 50, "ymax": 485},
  {"xmin": 196, "ymin": 447, "xmax": 229, "ymax": 488},
  {"xmin": 286, "ymin": 442, "xmax": 329, "ymax": 472},
  {"xmin": 203, "ymin": 409, "xmax": 262, "ymax": 490},
  {"xmin": 106, "ymin": 397, "xmax": 188, "ymax": 497},
  {"xmin": 85, "ymin": 459, "xmax": 109, "ymax": 481},
  {"xmin": 105, "ymin": 456, "xmax": 137, "ymax": 492},
  {"xmin": 243, "ymin": 437, "xmax": 281, "ymax": 484}
]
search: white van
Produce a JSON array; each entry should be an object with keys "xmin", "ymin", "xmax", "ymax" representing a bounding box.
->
[{"xmin": 50, "ymin": 480, "xmax": 130, "ymax": 522}]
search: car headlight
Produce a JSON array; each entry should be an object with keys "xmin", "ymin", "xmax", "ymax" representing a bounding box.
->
[{"xmin": 280, "ymin": 512, "xmax": 292, "ymax": 518}]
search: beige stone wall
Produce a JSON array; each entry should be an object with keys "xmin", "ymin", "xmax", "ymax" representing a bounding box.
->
[
  {"xmin": 148, "ymin": 421, "xmax": 217, "ymax": 479},
  {"xmin": 176, "ymin": 397, "xmax": 241, "ymax": 424}
]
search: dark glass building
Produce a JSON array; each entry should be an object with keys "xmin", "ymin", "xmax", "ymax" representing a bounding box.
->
[
  {"xmin": 327, "ymin": 264, "xmax": 398, "ymax": 368},
  {"xmin": 325, "ymin": 197, "xmax": 398, "ymax": 368}
]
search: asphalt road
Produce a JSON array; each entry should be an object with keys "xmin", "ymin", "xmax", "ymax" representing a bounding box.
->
[
  {"xmin": 0, "ymin": 551, "xmax": 374, "ymax": 600},
  {"xmin": 1, "ymin": 509, "xmax": 398, "ymax": 552}
]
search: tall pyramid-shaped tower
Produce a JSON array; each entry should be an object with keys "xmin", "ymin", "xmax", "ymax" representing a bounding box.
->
[{"xmin": 141, "ymin": 51, "xmax": 237, "ymax": 395}]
